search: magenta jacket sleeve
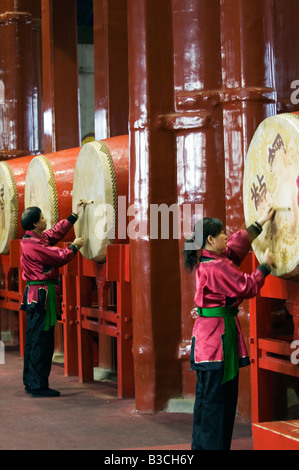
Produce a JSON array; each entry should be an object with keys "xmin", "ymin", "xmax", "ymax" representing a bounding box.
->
[
  {"xmin": 208, "ymin": 260, "xmax": 266, "ymax": 300},
  {"xmin": 194, "ymin": 255, "xmax": 270, "ymax": 308},
  {"xmin": 21, "ymin": 236, "xmax": 78, "ymax": 281},
  {"xmin": 28, "ymin": 242, "xmax": 76, "ymax": 267},
  {"xmin": 42, "ymin": 218, "xmax": 74, "ymax": 245},
  {"xmin": 222, "ymin": 230, "xmax": 252, "ymax": 266}
]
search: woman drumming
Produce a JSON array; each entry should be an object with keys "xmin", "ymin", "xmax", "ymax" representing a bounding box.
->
[{"xmin": 183, "ymin": 206, "xmax": 275, "ymax": 450}]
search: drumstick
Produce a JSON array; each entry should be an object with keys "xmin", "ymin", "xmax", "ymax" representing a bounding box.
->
[
  {"xmin": 273, "ymin": 206, "xmax": 291, "ymax": 211},
  {"xmin": 85, "ymin": 200, "xmax": 94, "ymax": 204}
]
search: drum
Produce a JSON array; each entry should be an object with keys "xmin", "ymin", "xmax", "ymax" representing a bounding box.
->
[
  {"xmin": 243, "ymin": 112, "xmax": 299, "ymax": 279},
  {"xmin": 25, "ymin": 148, "xmax": 81, "ymax": 240},
  {"xmin": 0, "ymin": 155, "xmax": 34, "ymax": 254},
  {"xmin": 72, "ymin": 135, "xmax": 129, "ymax": 262}
]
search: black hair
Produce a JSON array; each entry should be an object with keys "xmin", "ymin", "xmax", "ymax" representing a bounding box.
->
[
  {"xmin": 182, "ymin": 217, "xmax": 224, "ymax": 272},
  {"xmin": 21, "ymin": 206, "xmax": 41, "ymax": 230}
]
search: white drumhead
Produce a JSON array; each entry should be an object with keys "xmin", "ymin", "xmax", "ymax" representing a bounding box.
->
[
  {"xmin": 72, "ymin": 140, "xmax": 117, "ymax": 262},
  {"xmin": 0, "ymin": 162, "xmax": 18, "ymax": 254},
  {"xmin": 243, "ymin": 113, "xmax": 299, "ymax": 278},
  {"xmin": 25, "ymin": 155, "xmax": 58, "ymax": 229}
]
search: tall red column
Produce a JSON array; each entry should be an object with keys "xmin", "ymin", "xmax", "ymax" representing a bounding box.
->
[
  {"xmin": 93, "ymin": 0, "xmax": 129, "ymax": 373},
  {"xmin": 170, "ymin": 0, "xmax": 226, "ymax": 396},
  {"xmin": 221, "ymin": 0, "xmax": 276, "ymax": 233},
  {"xmin": 0, "ymin": 0, "xmax": 42, "ymax": 159},
  {"xmin": 128, "ymin": 0, "xmax": 181, "ymax": 412},
  {"xmin": 220, "ymin": 0, "xmax": 276, "ymax": 418},
  {"xmin": 41, "ymin": 0, "xmax": 80, "ymax": 153},
  {"xmin": 93, "ymin": 0, "xmax": 129, "ymax": 139}
]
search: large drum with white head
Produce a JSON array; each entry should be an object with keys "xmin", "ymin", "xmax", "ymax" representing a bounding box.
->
[
  {"xmin": 25, "ymin": 148, "xmax": 81, "ymax": 240},
  {"xmin": 0, "ymin": 155, "xmax": 34, "ymax": 254},
  {"xmin": 243, "ymin": 112, "xmax": 299, "ymax": 279},
  {"xmin": 72, "ymin": 135, "xmax": 129, "ymax": 262}
]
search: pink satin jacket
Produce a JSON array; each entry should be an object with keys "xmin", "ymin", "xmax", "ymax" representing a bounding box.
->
[
  {"xmin": 20, "ymin": 218, "xmax": 78, "ymax": 311},
  {"xmin": 191, "ymin": 230, "xmax": 268, "ymax": 369}
]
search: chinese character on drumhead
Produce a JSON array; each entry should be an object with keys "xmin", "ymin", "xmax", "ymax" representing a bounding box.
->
[
  {"xmin": 268, "ymin": 133, "xmax": 286, "ymax": 166},
  {"xmin": 251, "ymin": 174, "xmax": 267, "ymax": 211}
]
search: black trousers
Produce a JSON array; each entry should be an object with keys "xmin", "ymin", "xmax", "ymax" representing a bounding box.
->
[
  {"xmin": 191, "ymin": 370, "xmax": 239, "ymax": 450},
  {"xmin": 23, "ymin": 298, "xmax": 55, "ymax": 391}
]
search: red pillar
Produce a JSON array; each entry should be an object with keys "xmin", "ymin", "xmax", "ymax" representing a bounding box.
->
[
  {"xmin": 171, "ymin": 0, "xmax": 226, "ymax": 396},
  {"xmin": 221, "ymin": 0, "xmax": 276, "ymax": 418},
  {"xmin": 93, "ymin": 0, "xmax": 129, "ymax": 139},
  {"xmin": 128, "ymin": 0, "xmax": 181, "ymax": 412},
  {"xmin": 92, "ymin": 1, "xmax": 129, "ymax": 372},
  {"xmin": 0, "ymin": 0, "xmax": 43, "ymax": 159},
  {"xmin": 41, "ymin": 0, "xmax": 80, "ymax": 153},
  {"xmin": 221, "ymin": 0, "xmax": 276, "ymax": 233}
]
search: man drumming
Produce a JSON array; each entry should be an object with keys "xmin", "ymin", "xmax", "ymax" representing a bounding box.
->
[{"xmin": 20, "ymin": 201, "xmax": 85, "ymax": 397}]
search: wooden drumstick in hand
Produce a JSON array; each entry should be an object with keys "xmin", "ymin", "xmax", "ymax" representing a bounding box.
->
[
  {"xmin": 81, "ymin": 200, "xmax": 94, "ymax": 209},
  {"xmin": 273, "ymin": 206, "xmax": 291, "ymax": 211}
]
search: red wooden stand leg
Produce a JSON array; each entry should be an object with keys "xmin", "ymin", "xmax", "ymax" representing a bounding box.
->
[
  {"xmin": 250, "ymin": 295, "xmax": 273, "ymax": 424},
  {"xmin": 106, "ymin": 244, "xmax": 134, "ymax": 398},
  {"xmin": 61, "ymin": 272, "xmax": 78, "ymax": 376},
  {"xmin": 286, "ymin": 301, "xmax": 299, "ymax": 341},
  {"xmin": 116, "ymin": 278, "xmax": 134, "ymax": 398},
  {"xmin": 77, "ymin": 323, "xmax": 94, "ymax": 383},
  {"xmin": 97, "ymin": 278, "xmax": 112, "ymax": 371},
  {"xmin": 76, "ymin": 255, "xmax": 94, "ymax": 383}
]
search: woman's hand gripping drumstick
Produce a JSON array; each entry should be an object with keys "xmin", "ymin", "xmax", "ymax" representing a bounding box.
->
[
  {"xmin": 70, "ymin": 199, "xmax": 89, "ymax": 249},
  {"xmin": 256, "ymin": 204, "xmax": 276, "ymax": 269},
  {"xmin": 257, "ymin": 204, "xmax": 276, "ymax": 227},
  {"xmin": 74, "ymin": 199, "xmax": 94, "ymax": 215}
]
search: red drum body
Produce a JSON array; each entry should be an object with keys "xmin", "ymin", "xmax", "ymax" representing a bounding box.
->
[
  {"xmin": 0, "ymin": 155, "xmax": 34, "ymax": 254},
  {"xmin": 243, "ymin": 112, "xmax": 299, "ymax": 279},
  {"xmin": 25, "ymin": 148, "xmax": 81, "ymax": 241},
  {"xmin": 72, "ymin": 135, "xmax": 129, "ymax": 262}
]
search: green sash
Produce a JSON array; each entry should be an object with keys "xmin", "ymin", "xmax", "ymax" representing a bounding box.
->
[
  {"xmin": 197, "ymin": 306, "xmax": 239, "ymax": 384},
  {"xmin": 27, "ymin": 280, "xmax": 59, "ymax": 331}
]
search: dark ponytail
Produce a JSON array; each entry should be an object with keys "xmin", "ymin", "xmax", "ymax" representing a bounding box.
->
[{"xmin": 182, "ymin": 217, "xmax": 223, "ymax": 272}]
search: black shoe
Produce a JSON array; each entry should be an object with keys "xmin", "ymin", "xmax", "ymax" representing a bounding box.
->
[
  {"xmin": 31, "ymin": 387, "xmax": 60, "ymax": 397},
  {"xmin": 24, "ymin": 385, "xmax": 31, "ymax": 394}
]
